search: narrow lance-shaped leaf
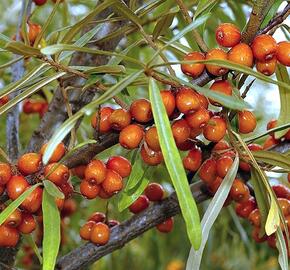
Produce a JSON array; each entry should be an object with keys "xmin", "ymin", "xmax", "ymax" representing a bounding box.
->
[
  {"xmin": 276, "ymin": 227, "xmax": 289, "ymax": 270},
  {"xmin": 253, "ymin": 150, "xmax": 290, "ymax": 170},
  {"xmin": 43, "ymin": 180, "xmax": 64, "ymax": 199},
  {"xmin": 42, "ymin": 189, "xmax": 61, "ymax": 270},
  {"xmin": 194, "ymin": 0, "xmax": 218, "ymax": 19},
  {"xmin": 186, "ymin": 154, "xmax": 239, "ymax": 270},
  {"xmin": 5, "ymin": 41, "xmax": 41, "ymax": 56},
  {"xmin": 149, "ymin": 78, "xmax": 201, "ymax": 249}
]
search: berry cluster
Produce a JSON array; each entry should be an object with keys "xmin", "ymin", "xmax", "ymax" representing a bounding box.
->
[{"xmin": 23, "ymin": 98, "xmax": 48, "ymax": 118}]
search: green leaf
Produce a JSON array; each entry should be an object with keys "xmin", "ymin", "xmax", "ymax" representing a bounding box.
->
[
  {"xmin": 70, "ymin": 65, "xmax": 126, "ymax": 75},
  {"xmin": 186, "ymin": 154, "xmax": 239, "ymax": 270},
  {"xmin": 42, "ymin": 189, "xmax": 61, "ymax": 270},
  {"xmin": 276, "ymin": 227, "xmax": 289, "ymax": 270},
  {"xmin": 260, "ymin": 0, "xmax": 284, "ymax": 28},
  {"xmin": 5, "ymin": 41, "xmax": 41, "ymax": 56},
  {"xmin": 43, "ymin": 180, "xmax": 64, "ymax": 199},
  {"xmin": 194, "ymin": 0, "xmax": 219, "ymax": 19},
  {"xmin": 266, "ymin": 194, "xmax": 280, "ymax": 235},
  {"xmin": 0, "ymin": 56, "xmax": 24, "ymax": 70},
  {"xmin": 43, "ymin": 71, "xmax": 143, "ymax": 164},
  {"xmin": 253, "ymin": 151, "xmax": 290, "ymax": 170},
  {"xmin": 149, "ymin": 78, "xmax": 201, "ymax": 250},
  {"xmin": 0, "ymin": 184, "xmax": 42, "ymax": 226},
  {"xmin": 23, "ymin": 234, "xmax": 43, "ymax": 264},
  {"xmin": 275, "ymin": 64, "xmax": 290, "ymax": 138}
]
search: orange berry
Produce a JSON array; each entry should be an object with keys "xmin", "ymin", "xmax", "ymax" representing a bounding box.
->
[
  {"xmin": 44, "ymin": 163, "xmax": 70, "ymax": 186},
  {"xmin": 130, "ymin": 99, "xmax": 152, "ymax": 123},
  {"xmin": 252, "ymin": 227, "xmax": 267, "ymax": 243},
  {"xmin": 0, "ymin": 95, "xmax": 9, "ymax": 106},
  {"xmin": 0, "ymin": 225, "xmax": 19, "ymax": 247},
  {"xmin": 88, "ymin": 212, "xmax": 106, "ymax": 223},
  {"xmin": 175, "ymin": 87, "xmax": 200, "ymax": 114},
  {"xmin": 80, "ymin": 179, "xmax": 100, "ymax": 199},
  {"xmin": 228, "ymin": 43, "xmax": 253, "ymax": 67},
  {"xmin": 203, "ymin": 116, "xmax": 227, "ymax": 142},
  {"xmin": 71, "ymin": 165, "xmax": 86, "ymax": 179},
  {"xmin": 160, "ymin": 90, "xmax": 176, "ymax": 116},
  {"xmin": 251, "ymin": 34, "xmax": 277, "ymax": 61},
  {"xmin": 235, "ymin": 197, "xmax": 257, "ymax": 219},
  {"xmin": 109, "ymin": 108, "xmax": 131, "ymax": 130},
  {"xmin": 7, "ymin": 175, "xmax": 29, "ymax": 200},
  {"xmin": 91, "ymin": 107, "xmax": 114, "ymax": 133},
  {"xmin": 98, "ymin": 187, "xmax": 112, "ymax": 199},
  {"xmin": 3, "ymin": 208, "xmax": 22, "ymax": 228},
  {"xmin": 185, "ymin": 107, "xmax": 210, "ymax": 129},
  {"xmin": 119, "ymin": 124, "xmax": 144, "ymax": 149},
  {"xmin": 101, "ymin": 169, "xmax": 123, "ymax": 195},
  {"xmin": 209, "ymin": 80, "xmax": 233, "ymax": 106},
  {"xmin": 156, "ymin": 217, "xmax": 174, "ymax": 233},
  {"xmin": 18, "ymin": 153, "xmax": 41, "ymax": 175},
  {"xmin": 21, "ymin": 186, "xmax": 43, "ymax": 213},
  {"xmin": 238, "ymin": 110, "xmax": 256, "ymax": 134},
  {"xmin": 208, "ymin": 176, "xmax": 223, "ymax": 194},
  {"xmin": 129, "ymin": 195, "xmax": 149, "ymax": 214},
  {"xmin": 212, "ymin": 140, "xmax": 230, "ymax": 152},
  {"xmin": 189, "ymin": 127, "xmax": 203, "ymax": 139},
  {"xmin": 106, "ymin": 156, "xmax": 132, "ymax": 178},
  {"xmin": 21, "ymin": 21, "xmax": 42, "ymax": 45},
  {"xmin": 267, "ymin": 119, "xmax": 277, "ymax": 137},
  {"xmin": 171, "ymin": 119, "xmax": 190, "ymax": 144},
  {"xmin": 55, "ymin": 197, "xmax": 65, "ymax": 210},
  {"xmin": 181, "ymin": 52, "xmax": 205, "ymax": 78},
  {"xmin": 248, "ymin": 209, "xmax": 261, "ymax": 227},
  {"xmin": 215, "ymin": 23, "xmax": 241, "ymax": 47},
  {"xmin": 195, "ymin": 92, "xmax": 209, "ymax": 109},
  {"xmin": 183, "ymin": 146, "xmax": 202, "ymax": 172},
  {"xmin": 263, "ymin": 135, "xmax": 279, "ymax": 149},
  {"xmin": 230, "ymin": 179, "xmax": 250, "ymax": 202},
  {"xmin": 80, "ymin": 220, "xmax": 96, "ymax": 241},
  {"xmin": 140, "ymin": 144, "xmax": 163, "ymax": 166},
  {"xmin": 205, "ymin": 48, "xmax": 228, "ymax": 76},
  {"xmin": 278, "ymin": 198, "xmax": 290, "ymax": 216},
  {"xmin": 145, "ymin": 126, "xmax": 160, "ymax": 152},
  {"xmin": 216, "ymin": 155, "xmax": 233, "ymax": 178},
  {"xmin": 256, "ymin": 57, "xmax": 277, "ymax": 76},
  {"xmin": 198, "ymin": 158, "xmax": 217, "ymax": 185},
  {"xmin": 0, "ymin": 163, "xmax": 12, "ymax": 185},
  {"xmin": 90, "ymin": 222, "xmax": 110, "ymax": 245},
  {"xmin": 84, "ymin": 159, "xmax": 107, "ymax": 184},
  {"xmin": 40, "ymin": 142, "xmax": 65, "ymax": 163},
  {"xmin": 144, "ymin": 183, "xmax": 164, "ymax": 202},
  {"xmin": 276, "ymin": 41, "xmax": 290, "ymax": 66},
  {"xmin": 272, "ymin": 184, "xmax": 290, "ymax": 200},
  {"xmin": 59, "ymin": 181, "xmax": 74, "ymax": 199},
  {"xmin": 17, "ymin": 212, "xmax": 36, "ymax": 234}
]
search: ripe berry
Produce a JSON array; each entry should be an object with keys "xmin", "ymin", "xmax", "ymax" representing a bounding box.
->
[
  {"xmin": 44, "ymin": 163, "xmax": 70, "ymax": 186},
  {"xmin": 212, "ymin": 140, "xmax": 230, "ymax": 152},
  {"xmin": 171, "ymin": 119, "xmax": 190, "ymax": 144},
  {"xmin": 183, "ymin": 146, "xmax": 202, "ymax": 172},
  {"xmin": 175, "ymin": 87, "xmax": 200, "ymax": 114},
  {"xmin": 185, "ymin": 107, "xmax": 210, "ymax": 129},
  {"xmin": 176, "ymin": 139, "xmax": 195, "ymax": 151},
  {"xmin": 109, "ymin": 108, "xmax": 131, "ymax": 130},
  {"xmin": 144, "ymin": 183, "xmax": 164, "ymax": 201},
  {"xmin": 251, "ymin": 34, "xmax": 277, "ymax": 61},
  {"xmin": 189, "ymin": 127, "xmax": 203, "ymax": 139},
  {"xmin": 88, "ymin": 212, "xmax": 106, "ymax": 223},
  {"xmin": 145, "ymin": 126, "xmax": 160, "ymax": 152},
  {"xmin": 272, "ymin": 184, "xmax": 290, "ymax": 200},
  {"xmin": 276, "ymin": 41, "xmax": 290, "ymax": 66},
  {"xmin": 40, "ymin": 142, "xmax": 65, "ymax": 163},
  {"xmin": 0, "ymin": 163, "xmax": 12, "ymax": 185},
  {"xmin": 215, "ymin": 23, "xmax": 241, "ymax": 47},
  {"xmin": 278, "ymin": 198, "xmax": 290, "ymax": 216},
  {"xmin": 90, "ymin": 222, "xmax": 110, "ymax": 245},
  {"xmin": 33, "ymin": 0, "xmax": 47, "ymax": 5},
  {"xmin": 216, "ymin": 155, "xmax": 233, "ymax": 178},
  {"xmin": 239, "ymin": 143, "xmax": 262, "ymax": 172},
  {"xmin": 263, "ymin": 135, "xmax": 279, "ymax": 149},
  {"xmin": 21, "ymin": 186, "xmax": 43, "ymax": 213},
  {"xmin": 208, "ymin": 176, "xmax": 223, "ymax": 194},
  {"xmin": 235, "ymin": 197, "xmax": 257, "ymax": 219},
  {"xmin": 238, "ymin": 110, "xmax": 256, "ymax": 134},
  {"xmin": 22, "ymin": 21, "xmax": 42, "ymax": 45},
  {"xmin": 160, "ymin": 90, "xmax": 176, "ymax": 116},
  {"xmin": 156, "ymin": 217, "xmax": 174, "ymax": 233},
  {"xmin": 198, "ymin": 158, "xmax": 217, "ymax": 184},
  {"xmin": 91, "ymin": 107, "xmax": 114, "ymax": 133},
  {"xmin": 129, "ymin": 195, "xmax": 149, "ymax": 214},
  {"xmin": 130, "ymin": 99, "xmax": 152, "ymax": 123},
  {"xmin": 119, "ymin": 124, "xmax": 144, "ymax": 149},
  {"xmin": 55, "ymin": 197, "xmax": 65, "ymax": 210},
  {"xmin": 80, "ymin": 179, "xmax": 100, "ymax": 199},
  {"xmin": 80, "ymin": 220, "xmax": 96, "ymax": 241},
  {"xmin": 230, "ymin": 179, "xmax": 250, "ymax": 202},
  {"xmin": 181, "ymin": 52, "xmax": 205, "ymax": 78},
  {"xmin": 0, "ymin": 95, "xmax": 9, "ymax": 106},
  {"xmin": 228, "ymin": 43, "xmax": 253, "ymax": 67},
  {"xmin": 248, "ymin": 209, "xmax": 261, "ymax": 227},
  {"xmin": 3, "ymin": 208, "xmax": 22, "ymax": 228},
  {"xmin": 101, "ymin": 169, "xmax": 123, "ymax": 195},
  {"xmin": 17, "ymin": 212, "xmax": 36, "ymax": 234},
  {"xmin": 7, "ymin": 175, "xmax": 29, "ymax": 200},
  {"xmin": 59, "ymin": 181, "xmax": 74, "ymax": 199},
  {"xmin": 252, "ymin": 227, "xmax": 267, "ymax": 243},
  {"xmin": 106, "ymin": 156, "xmax": 132, "ymax": 178},
  {"xmin": 98, "ymin": 187, "xmax": 112, "ymax": 199},
  {"xmin": 205, "ymin": 48, "xmax": 228, "ymax": 76},
  {"xmin": 107, "ymin": 219, "xmax": 120, "ymax": 228},
  {"xmin": 256, "ymin": 57, "xmax": 277, "ymax": 76},
  {"xmin": 203, "ymin": 116, "xmax": 226, "ymax": 142},
  {"xmin": 209, "ymin": 80, "xmax": 233, "ymax": 106},
  {"xmin": 18, "ymin": 153, "xmax": 41, "ymax": 175},
  {"xmin": 267, "ymin": 234, "xmax": 276, "ymax": 249},
  {"xmin": 140, "ymin": 144, "xmax": 163, "ymax": 166},
  {"xmin": 71, "ymin": 165, "xmax": 86, "ymax": 179},
  {"xmin": 0, "ymin": 225, "xmax": 19, "ymax": 247},
  {"xmin": 195, "ymin": 92, "xmax": 209, "ymax": 109},
  {"xmin": 84, "ymin": 160, "xmax": 107, "ymax": 184}
]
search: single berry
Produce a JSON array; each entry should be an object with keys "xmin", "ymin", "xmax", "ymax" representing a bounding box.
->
[
  {"xmin": 175, "ymin": 87, "xmax": 200, "ymax": 114},
  {"xmin": 140, "ymin": 144, "xmax": 163, "ymax": 166},
  {"xmin": 156, "ymin": 217, "xmax": 174, "ymax": 233},
  {"xmin": 130, "ymin": 99, "xmax": 152, "ymax": 123},
  {"xmin": 144, "ymin": 183, "xmax": 164, "ymax": 201},
  {"xmin": 44, "ymin": 163, "xmax": 70, "ymax": 186},
  {"xmin": 235, "ymin": 197, "xmax": 257, "ymax": 219},
  {"xmin": 109, "ymin": 108, "xmax": 131, "ymax": 130},
  {"xmin": 278, "ymin": 198, "xmax": 290, "ymax": 216},
  {"xmin": 238, "ymin": 110, "xmax": 257, "ymax": 134},
  {"xmin": 84, "ymin": 159, "xmax": 107, "ymax": 184},
  {"xmin": 181, "ymin": 52, "xmax": 205, "ymax": 78},
  {"xmin": 256, "ymin": 57, "xmax": 277, "ymax": 76},
  {"xmin": 145, "ymin": 126, "xmax": 160, "ymax": 152},
  {"xmin": 80, "ymin": 179, "xmax": 100, "ymax": 199},
  {"xmin": 21, "ymin": 21, "xmax": 42, "ymax": 45},
  {"xmin": 88, "ymin": 212, "xmax": 106, "ymax": 223},
  {"xmin": 272, "ymin": 184, "xmax": 290, "ymax": 200},
  {"xmin": 228, "ymin": 43, "xmax": 253, "ymax": 67},
  {"xmin": 205, "ymin": 48, "xmax": 228, "ymax": 76},
  {"xmin": 208, "ymin": 176, "xmax": 223, "ymax": 194},
  {"xmin": 199, "ymin": 158, "xmax": 217, "ymax": 185},
  {"xmin": 101, "ymin": 169, "xmax": 123, "ymax": 195},
  {"xmin": 106, "ymin": 156, "xmax": 131, "ymax": 178},
  {"xmin": 107, "ymin": 219, "xmax": 120, "ymax": 228},
  {"xmin": 90, "ymin": 222, "xmax": 110, "ymax": 245},
  {"xmin": 71, "ymin": 165, "xmax": 86, "ymax": 179},
  {"xmin": 129, "ymin": 195, "xmax": 149, "ymax": 214},
  {"xmin": 171, "ymin": 119, "xmax": 191, "ymax": 144},
  {"xmin": 0, "ymin": 225, "xmax": 19, "ymax": 247},
  {"xmin": 230, "ymin": 179, "xmax": 250, "ymax": 202},
  {"xmin": 263, "ymin": 135, "xmax": 279, "ymax": 149},
  {"xmin": 7, "ymin": 175, "xmax": 29, "ymax": 200},
  {"xmin": 183, "ymin": 146, "xmax": 202, "ymax": 172},
  {"xmin": 33, "ymin": 0, "xmax": 47, "ymax": 6},
  {"xmin": 21, "ymin": 186, "xmax": 43, "ymax": 213},
  {"xmin": 203, "ymin": 116, "xmax": 227, "ymax": 142},
  {"xmin": 209, "ymin": 80, "xmax": 233, "ymax": 106},
  {"xmin": 189, "ymin": 127, "xmax": 203, "ymax": 139},
  {"xmin": 91, "ymin": 107, "xmax": 114, "ymax": 133},
  {"xmin": 40, "ymin": 142, "xmax": 65, "ymax": 163},
  {"xmin": 80, "ymin": 220, "xmax": 96, "ymax": 241},
  {"xmin": 0, "ymin": 163, "xmax": 12, "ymax": 185},
  {"xmin": 185, "ymin": 107, "xmax": 210, "ymax": 129},
  {"xmin": 119, "ymin": 124, "xmax": 144, "ymax": 149},
  {"xmin": 248, "ymin": 209, "xmax": 261, "ymax": 227},
  {"xmin": 3, "ymin": 208, "xmax": 22, "ymax": 228},
  {"xmin": 160, "ymin": 90, "xmax": 176, "ymax": 116},
  {"xmin": 176, "ymin": 139, "xmax": 195, "ymax": 151},
  {"xmin": 17, "ymin": 212, "xmax": 36, "ymax": 234},
  {"xmin": 252, "ymin": 227, "xmax": 267, "ymax": 243},
  {"xmin": 276, "ymin": 41, "xmax": 290, "ymax": 66},
  {"xmin": 215, "ymin": 23, "xmax": 241, "ymax": 47},
  {"xmin": 216, "ymin": 155, "xmax": 233, "ymax": 178},
  {"xmin": 195, "ymin": 92, "xmax": 209, "ymax": 109},
  {"xmin": 212, "ymin": 140, "xmax": 230, "ymax": 152},
  {"xmin": 251, "ymin": 34, "xmax": 277, "ymax": 61},
  {"xmin": 59, "ymin": 181, "xmax": 74, "ymax": 199},
  {"xmin": 18, "ymin": 153, "xmax": 41, "ymax": 175},
  {"xmin": 98, "ymin": 187, "xmax": 113, "ymax": 200}
]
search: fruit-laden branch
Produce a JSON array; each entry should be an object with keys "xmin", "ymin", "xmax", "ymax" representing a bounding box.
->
[{"xmin": 56, "ymin": 181, "xmax": 209, "ymax": 270}]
